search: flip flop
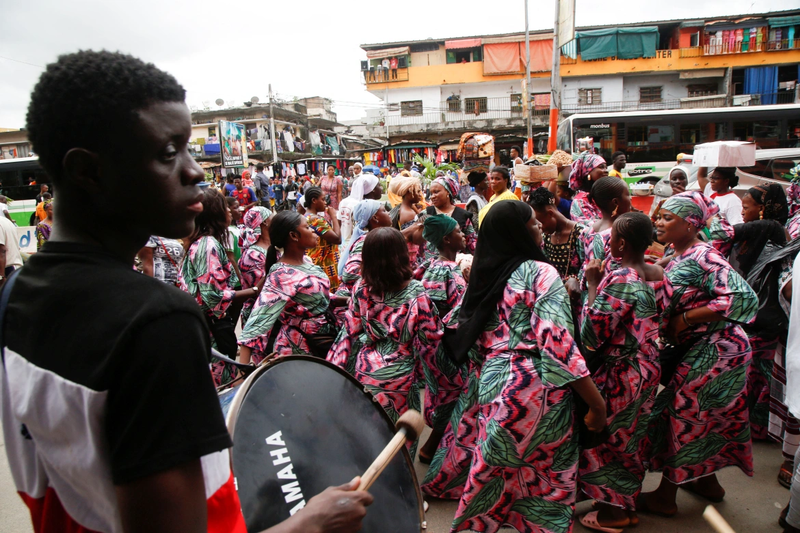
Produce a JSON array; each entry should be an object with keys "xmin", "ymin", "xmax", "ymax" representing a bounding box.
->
[
  {"xmin": 680, "ymin": 481, "xmax": 725, "ymax": 503},
  {"xmin": 780, "ymin": 464, "xmax": 793, "ymax": 489},
  {"xmin": 635, "ymin": 494, "xmax": 677, "ymax": 518},
  {"xmin": 579, "ymin": 511, "xmax": 624, "ymax": 533}
]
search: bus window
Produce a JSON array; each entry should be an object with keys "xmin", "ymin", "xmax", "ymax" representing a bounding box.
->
[
  {"xmin": 733, "ymin": 120, "xmax": 780, "ymax": 149},
  {"xmin": 556, "ymin": 118, "xmax": 572, "ymax": 153},
  {"xmin": 574, "ymin": 124, "xmax": 613, "ymax": 160},
  {"xmin": 786, "ymin": 120, "xmax": 800, "ymax": 148},
  {"xmin": 626, "ymin": 124, "xmax": 676, "ymax": 163}
]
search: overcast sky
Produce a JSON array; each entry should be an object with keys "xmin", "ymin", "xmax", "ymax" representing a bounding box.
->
[{"xmin": 0, "ymin": 0, "xmax": 795, "ymax": 129}]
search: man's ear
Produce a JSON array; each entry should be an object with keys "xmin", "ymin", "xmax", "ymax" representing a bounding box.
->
[{"xmin": 62, "ymin": 148, "xmax": 102, "ymax": 194}]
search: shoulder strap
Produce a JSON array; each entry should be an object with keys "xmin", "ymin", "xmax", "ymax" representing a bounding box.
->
[{"xmin": 0, "ymin": 269, "xmax": 21, "ymax": 364}]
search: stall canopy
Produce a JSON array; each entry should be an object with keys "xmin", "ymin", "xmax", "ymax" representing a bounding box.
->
[
  {"xmin": 445, "ymin": 38, "xmax": 481, "ymax": 49},
  {"xmin": 577, "ymin": 27, "xmax": 658, "ymax": 61},
  {"xmin": 366, "ymin": 46, "xmax": 410, "ymax": 60},
  {"xmin": 526, "ymin": 39, "xmax": 554, "ymax": 72},
  {"xmin": 768, "ymin": 15, "xmax": 800, "ymax": 28}
]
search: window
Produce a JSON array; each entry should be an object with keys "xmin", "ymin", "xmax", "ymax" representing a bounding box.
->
[
  {"xmin": 510, "ymin": 94, "xmax": 523, "ymax": 113},
  {"xmin": 410, "ymin": 43, "xmax": 440, "ymax": 53},
  {"xmin": 400, "ymin": 100, "xmax": 423, "ymax": 117},
  {"xmin": 464, "ymin": 97, "xmax": 488, "ymax": 115},
  {"xmin": 445, "ymin": 96, "xmax": 461, "ymax": 112},
  {"xmin": 689, "ymin": 32, "xmax": 700, "ymax": 47},
  {"xmin": 447, "ymin": 48, "xmax": 481, "ymax": 64},
  {"xmin": 578, "ymin": 88, "xmax": 602, "ymax": 105},
  {"xmin": 387, "ymin": 103, "xmax": 400, "ymax": 112},
  {"xmin": 640, "ymin": 86, "xmax": 663, "ymax": 103},
  {"xmin": 688, "ymin": 84, "xmax": 718, "ymax": 98}
]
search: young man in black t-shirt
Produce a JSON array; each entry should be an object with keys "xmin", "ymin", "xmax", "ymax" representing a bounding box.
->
[{"xmin": 0, "ymin": 50, "xmax": 371, "ymax": 533}]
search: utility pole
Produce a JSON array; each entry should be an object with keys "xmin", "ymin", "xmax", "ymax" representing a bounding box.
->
[
  {"xmin": 268, "ymin": 84, "xmax": 278, "ymax": 164},
  {"xmin": 525, "ymin": 0, "xmax": 533, "ymax": 160},
  {"xmin": 548, "ymin": 0, "xmax": 562, "ymax": 154}
]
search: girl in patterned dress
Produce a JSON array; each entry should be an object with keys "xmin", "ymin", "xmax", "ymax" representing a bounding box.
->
[
  {"xmin": 579, "ymin": 177, "xmax": 632, "ymax": 279},
  {"xmin": 422, "ymin": 201, "xmax": 607, "ymax": 533},
  {"xmin": 336, "ymin": 199, "xmax": 392, "ymax": 298},
  {"xmin": 639, "ymin": 192, "xmax": 758, "ymax": 517},
  {"xmin": 238, "ymin": 207, "xmax": 272, "ymax": 327},
  {"xmin": 238, "ymin": 211, "xmax": 338, "ymax": 364},
  {"xmin": 183, "ymin": 189, "xmax": 261, "ymax": 386},
  {"xmin": 569, "ymin": 152, "xmax": 608, "ymax": 224},
  {"xmin": 578, "ymin": 212, "xmax": 668, "ymax": 532},
  {"xmin": 303, "ymin": 186, "xmax": 342, "ymax": 290},
  {"xmin": 328, "ymin": 227, "xmax": 445, "ymax": 458},
  {"xmin": 417, "ymin": 214, "xmax": 469, "ymax": 464}
]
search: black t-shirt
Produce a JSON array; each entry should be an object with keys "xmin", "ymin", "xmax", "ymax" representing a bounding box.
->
[{"xmin": 5, "ymin": 241, "xmax": 231, "ymax": 485}]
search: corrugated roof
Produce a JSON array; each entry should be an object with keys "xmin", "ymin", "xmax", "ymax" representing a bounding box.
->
[{"xmin": 360, "ymin": 8, "xmax": 800, "ymax": 50}]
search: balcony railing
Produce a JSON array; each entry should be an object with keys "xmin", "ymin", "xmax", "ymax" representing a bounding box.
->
[
  {"xmin": 562, "ymin": 91, "xmax": 797, "ymax": 115},
  {"xmin": 364, "ymin": 67, "xmax": 409, "ymax": 84},
  {"xmin": 385, "ymin": 96, "xmax": 550, "ymax": 127},
  {"xmin": 767, "ymin": 39, "xmax": 800, "ymax": 51}
]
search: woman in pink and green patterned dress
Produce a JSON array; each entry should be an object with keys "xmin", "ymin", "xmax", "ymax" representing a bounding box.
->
[
  {"xmin": 578, "ymin": 212, "xmax": 669, "ymax": 532},
  {"xmin": 422, "ymin": 201, "xmax": 606, "ymax": 533},
  {"xmin": 238, "ymin": 210, "xmax": 337, "ymax": 364},
  {"xmin": 640, "ymin": 191, "xmax": 758, "ymax": 517}
]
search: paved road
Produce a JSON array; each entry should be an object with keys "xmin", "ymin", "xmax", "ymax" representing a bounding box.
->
[{"xmin": 1, "ymin": 425, "xmax": 788, "ymax": 532}]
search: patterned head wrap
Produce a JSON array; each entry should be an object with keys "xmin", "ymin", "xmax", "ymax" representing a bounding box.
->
[
  {"xmin": 433, "ymin": 175, "xmax": 460, "ymax": 200},
  {"xmin": 422, "ymin": 214, "xmax": 458, "ymax": 249},
  {"xmin": 786, "ymin": 163, "xmax": 800, "ymax": 218},
  {"xmin": 241, "ymin": 206, "xmax": 272, "ymax": 248},
  {"xmin": 661, "ymin": 191, "xmax": 719, "ymax": 229},
  {"xmin": 568, "ymin": 152, "xmax": 606, "ymax": 190},
  {"xmin": 338, "ymin": 199, "xmax": 383, "ymax": 276}
]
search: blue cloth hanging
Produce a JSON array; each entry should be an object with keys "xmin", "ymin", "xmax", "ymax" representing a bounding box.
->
[{"xmin": 744, "ymin": 66, "xmax": 778, "ymax": 105}]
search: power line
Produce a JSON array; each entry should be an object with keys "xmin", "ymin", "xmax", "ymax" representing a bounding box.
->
[{"xmin": 0, "ymin": 55, "xmax": 44, "ymax": 69}]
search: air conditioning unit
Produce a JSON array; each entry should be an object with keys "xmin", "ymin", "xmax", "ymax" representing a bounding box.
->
[
  {"xmin": 398, "ymin": 57, "xmax": 408, "ymax": 68},
  {"xmin": 360, "ymin": 61, "xmax": 368, "ymax": 71}
]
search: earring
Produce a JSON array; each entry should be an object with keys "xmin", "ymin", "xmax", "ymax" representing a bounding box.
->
[{"xmin": 759, "ymin": 211, "xmax": 764, "ymax": 220}]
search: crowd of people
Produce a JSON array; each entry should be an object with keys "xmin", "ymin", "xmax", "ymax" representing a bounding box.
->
[{"xmin": 5, "ymin": 49, "xmax": 800, "ymax": 533}]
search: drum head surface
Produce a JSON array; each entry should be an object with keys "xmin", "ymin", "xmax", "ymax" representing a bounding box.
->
[{"xmin": 231, "ymin": 356, "xmax": 423, "ymax": 532}]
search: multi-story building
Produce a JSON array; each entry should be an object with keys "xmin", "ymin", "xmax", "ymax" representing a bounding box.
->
[{"xmin": 359, "ymin": 9, "xmax": 800, "ymax": 164}]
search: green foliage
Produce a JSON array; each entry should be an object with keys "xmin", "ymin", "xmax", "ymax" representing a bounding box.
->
[{"xmin": 412, "ymin": 154, "xmax": 461, "ymax": 184}]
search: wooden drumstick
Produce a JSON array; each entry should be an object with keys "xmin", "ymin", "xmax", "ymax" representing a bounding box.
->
[
  {"xmin": 357, "ymin": 410, "xmax": 425, "ymax": 491},
  {"xmin": 703, "ymin": 505, "xmax": 736, "ymax": 533}
]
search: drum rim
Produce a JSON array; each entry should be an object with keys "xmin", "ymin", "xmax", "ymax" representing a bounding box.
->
[{"xmin": 227, "ymin": 354, "xmax": 426, "ymax": 530}]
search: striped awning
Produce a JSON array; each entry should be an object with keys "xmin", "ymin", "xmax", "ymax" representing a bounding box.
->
[{"xmin": 366, "ymin": 46, "xmax": 410, "ymax": 59}]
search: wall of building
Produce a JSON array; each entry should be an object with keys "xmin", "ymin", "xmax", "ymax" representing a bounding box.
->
[
  {"xmin": 622, "ymin": 73, "xmax": 720, "ymax": 102},
  {"xmin": 562, "ymin": 76, "xmax": 624, "ymax": 106}
]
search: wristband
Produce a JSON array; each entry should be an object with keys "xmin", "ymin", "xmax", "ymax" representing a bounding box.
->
[{"xmin": 682, "ymin": 311, "xmax": 691, "ymax": 327}]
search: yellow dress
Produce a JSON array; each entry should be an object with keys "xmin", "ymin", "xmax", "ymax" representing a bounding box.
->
[{"xmin": 477, "ymin": 190, "xmax": 520, "ymax": 227}]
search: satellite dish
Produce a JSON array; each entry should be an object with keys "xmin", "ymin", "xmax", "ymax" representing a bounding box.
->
[
  {"xmin": 251, "ymin": 96, "xmax": 260, "ymax": 104},
  {"xmin": 215, "ymin": 98, "xmax": 224, "ymax": 106}
]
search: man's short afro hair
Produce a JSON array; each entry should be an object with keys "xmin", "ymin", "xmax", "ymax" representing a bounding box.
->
[{"xmin": 26, "ymin": 50, "xmax": 186, "ymax": 181}]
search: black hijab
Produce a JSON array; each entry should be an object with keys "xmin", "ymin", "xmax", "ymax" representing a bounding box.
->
[{"xmin": 446, "ymin": 201, "xmax": 549, "ymax": 364}]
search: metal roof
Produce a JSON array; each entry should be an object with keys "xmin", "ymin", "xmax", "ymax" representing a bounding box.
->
[{"xmin": 360, "ymin": 8, "xmax": 800, "ymax": 50}]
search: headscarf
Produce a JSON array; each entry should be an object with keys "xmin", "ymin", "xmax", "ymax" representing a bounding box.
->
[
  {"xmin": 786, "ymin": 163, "xmax": 800, "ymax": 218},
  {"xmin": 422, "ymin": 214, "xmax": 458, "ymax": 249},
  {"xmin": 241, "ymin": 206, "xmax": 272, "ymax": 248},
  {"xmin": 446, "ymin": 201, "xmax": 548, "ymax": 364},
  {"xmin": 748, "ymin": 183, "xmax": 789, "ymax": 224},
  {"xmin": 568, "ymin": 152, "xmax": 606, "ymax": 190},
  {"xmin": 433, "ymin": 175, "xmax": 460, "ymax": 200},
  {"xmin": 348, "ymin": 174, "xmax": 379, "ymax": 202},
  {"xmin": 388, "ymin": 175, "xmax": 421, "ymax": 208},
  {"xmin": 661, "ymin": 191, "xmax": 719, "ymax": 230},
  {"xmin": 337, "ymin": 199, "xmax": 382, "ymax": 276}
]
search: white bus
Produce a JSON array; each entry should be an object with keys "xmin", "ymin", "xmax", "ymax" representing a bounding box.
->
[{"xmin": 556, "ymin": 104, "xmax": 800, "ymax": 183}]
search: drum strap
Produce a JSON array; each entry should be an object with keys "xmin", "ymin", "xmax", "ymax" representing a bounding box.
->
[{"xmin": 0, "ymin": 268, "xmax": 21, "ymax": 365}]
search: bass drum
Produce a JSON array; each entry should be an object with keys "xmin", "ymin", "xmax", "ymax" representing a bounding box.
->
[{"xmin": 225, "ymin": 355, "xmax": 424, "ymax": 532}]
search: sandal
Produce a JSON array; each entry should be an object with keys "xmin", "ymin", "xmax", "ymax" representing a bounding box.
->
[
  {"xmin": 579, "ymin": 511, "xmax": 624, "ymax": 533},
  {"xmin": 680, "ymin": 480, "xmax": 725, "ymax": 503},
  {"xmin": 590, "ymin": 500, "xmax": 639, "ymax": 526},
  {"xmin": 780, "ymin": 463, "xmax": 794, "ymax": 489},
  {"xmin": 635, "ymin": 493, "xmax": 677, "ymax": 518}
]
